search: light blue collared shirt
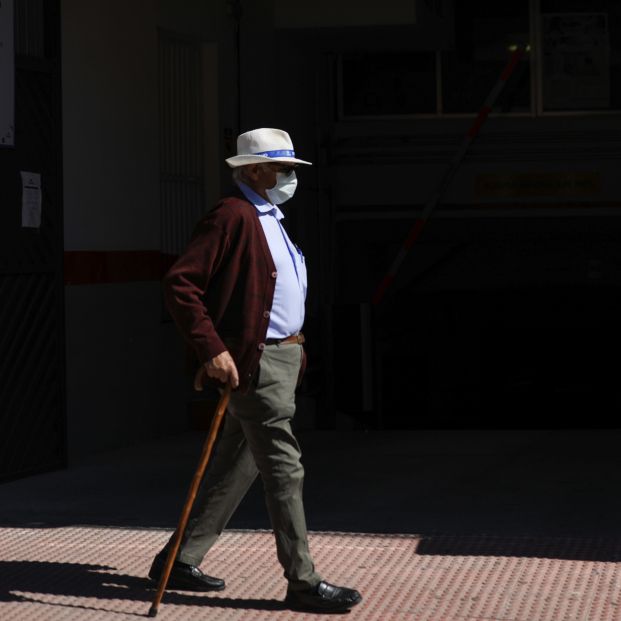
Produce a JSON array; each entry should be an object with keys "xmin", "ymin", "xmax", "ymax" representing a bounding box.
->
[{"xmin": 237, "ymin": 181, "xmax": 307, "ymax": 339}]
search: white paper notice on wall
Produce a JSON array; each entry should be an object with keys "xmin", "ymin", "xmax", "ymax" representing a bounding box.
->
[
  {"xmin": 21, "ymin": 171, "xmax": 42, "ymax": 228},
  {"xmin": 0, "ymin": 0, "xmax": 15, "ymax": 146},
  {"xmin": 542, "ymin": 13, "xmax": 610, "ymax": 110}
]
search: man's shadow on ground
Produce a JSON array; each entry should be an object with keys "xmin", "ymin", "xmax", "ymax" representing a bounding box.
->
[{"xmin": 0, "ymin": 560, "xmax": 285, "ymax": 616}]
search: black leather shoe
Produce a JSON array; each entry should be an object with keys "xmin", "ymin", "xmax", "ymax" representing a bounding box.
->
[
  {"xmin": 285, "ymin": 580, "xmax": 362, "ymax": 612},
  {"xmin": 148, "ymin": 552, "xmax": 225, "ymax": 592}
]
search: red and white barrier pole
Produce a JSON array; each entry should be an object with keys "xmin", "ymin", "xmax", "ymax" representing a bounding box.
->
[{"xmin": 371, "ymin": 46, "xmax": 526, "ymax": 306}]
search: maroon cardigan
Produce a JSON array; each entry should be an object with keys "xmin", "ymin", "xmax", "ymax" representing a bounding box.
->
[{"xmin": 163, "ymin": 195, "xmax": 278, "ymax": 394}]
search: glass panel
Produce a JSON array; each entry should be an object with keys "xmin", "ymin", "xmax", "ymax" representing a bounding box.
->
[
  {"xmin": 341, "ymin": 51, "xmax": 436, "ymax": 116},
  {"xmin": 442, "ymin": 0, "xmax": 531, "ymax": 114},
  {"xmin": 540, "ymin": 0, "xmax": 621, "ymax": 111}
]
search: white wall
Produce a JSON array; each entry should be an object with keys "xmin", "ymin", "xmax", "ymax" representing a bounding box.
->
[
  {"xmin": 61, "ymin": 0, "xmax": 237, "ymax": 461},
  {"xmin": 62, "ymin": 0, "xmax": 159, "ymax": 251}
]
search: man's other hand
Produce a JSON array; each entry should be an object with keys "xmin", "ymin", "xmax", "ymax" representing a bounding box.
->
[{"xmin": 194, "ymin": 351, "xmax": 240, "ymax": 391}]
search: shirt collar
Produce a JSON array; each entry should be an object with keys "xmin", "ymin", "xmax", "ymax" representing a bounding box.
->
[{"xmin": 237, "ymin": 181, "xmax": 284, "ymax": 220}]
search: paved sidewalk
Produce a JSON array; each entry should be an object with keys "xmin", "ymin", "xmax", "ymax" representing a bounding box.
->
[
  {"xmin": 2, "ymin": 526, "xmax": 621, "ymax": 621},
  {"xmin": 1, "ymin": 429, "xmax": 621, "ymax": 620}
]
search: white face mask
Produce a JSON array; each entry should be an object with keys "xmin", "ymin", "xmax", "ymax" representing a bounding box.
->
[{"xmin": 266, "ymin": 171, "xmax": 297, "ymax": 205}]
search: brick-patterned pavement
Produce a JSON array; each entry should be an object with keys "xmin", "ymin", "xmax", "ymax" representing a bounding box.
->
[{"xmin": 2, "ymin": 526, "xmax": 621, "ymax": 620}]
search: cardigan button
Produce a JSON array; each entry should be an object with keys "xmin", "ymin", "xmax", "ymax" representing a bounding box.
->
[
  {"xmin": 271, "ymin": 271, "xmax": 278, "ymax": 279},
  {"xmin": 263, "ymin": 310, "xmax": 270, "ymax": 318},
  {"xmin": 258, "ymin": 343, "xmax": 265, "ymax": 351}
]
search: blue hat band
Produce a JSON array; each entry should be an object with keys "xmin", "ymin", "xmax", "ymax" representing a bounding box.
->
[{"xmin": 254, "ymin": 149, "xmax": 295, "ymax": 158}]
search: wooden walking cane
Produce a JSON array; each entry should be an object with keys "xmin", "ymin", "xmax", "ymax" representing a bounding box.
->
[{"xmin": 148, "ymin": 382, "xmax": 232, "ymax": 617}]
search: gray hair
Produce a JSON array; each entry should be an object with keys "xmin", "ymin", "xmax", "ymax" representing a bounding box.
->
[
  {"xmin": 232, "ymin": 163, "xmax": 269, "ymax": 184},
  {"xmin": 231, "ymin": 167, "xmax": 245, "ymax": 183}
]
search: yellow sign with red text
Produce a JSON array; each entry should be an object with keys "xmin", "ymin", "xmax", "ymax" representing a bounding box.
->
[{"xmin": 475, "ymin": 172, "xmax": 601, "ymax": 199}]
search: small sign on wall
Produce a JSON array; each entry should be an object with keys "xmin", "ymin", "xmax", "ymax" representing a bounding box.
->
[
  {"xmin": 21, "ymin": 171, "xmax": 42, "ymax": 228},
  {"xmin": 542, "ymin": 13, "xmax": 610, "ymax": 111},
  {"xmin": 0, "ymin": 0, "xmax": 14, "ymax": 147}
]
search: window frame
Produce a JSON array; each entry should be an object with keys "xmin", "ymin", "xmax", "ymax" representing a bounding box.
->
[{"xmin": 337, "ymin": 0, "xmax": 621, "ymax": 121}]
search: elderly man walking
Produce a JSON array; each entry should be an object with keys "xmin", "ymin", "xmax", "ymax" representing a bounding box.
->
[{"xmin": 148, "ymin": 128, "xmax": 362, "ymax": 613}]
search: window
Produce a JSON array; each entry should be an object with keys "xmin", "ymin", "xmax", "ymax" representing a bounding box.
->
[
  {"xmin": 338, "ymin": 0, "xmax": 621, "ymax": 118},
  {"xmin": 441, "ymin": 1, "xmax": 530, "ymax": 114},
  {"xmin": 540, "ymin": 0, "xmax": 621, "ymax": 112},
  {"xmin": 341, "ymin": 52, "xmax": 436, "ymax": 116}
]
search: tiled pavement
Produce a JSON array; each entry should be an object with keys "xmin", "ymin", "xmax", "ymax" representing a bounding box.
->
[{"xmin": 2, "ymin": 429, "xmax": 621, "ymax": 620}]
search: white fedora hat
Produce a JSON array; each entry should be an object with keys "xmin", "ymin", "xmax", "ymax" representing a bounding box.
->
[{"xmin": 225, "ymin": 128, "xmax": 312, "ymax": 167}]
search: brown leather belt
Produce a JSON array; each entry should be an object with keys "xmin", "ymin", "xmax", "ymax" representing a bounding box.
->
[{"xmin": 265, "ymin": 333, "xmax": 305, "ymax": 346}]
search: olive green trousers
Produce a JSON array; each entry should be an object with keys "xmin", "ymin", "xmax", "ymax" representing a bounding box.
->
[{"xmin": 169, "ymin": 342, "xmax": 321, "ymax": 592}]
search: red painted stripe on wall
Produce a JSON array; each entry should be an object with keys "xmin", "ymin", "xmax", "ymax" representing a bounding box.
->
[{"xmin": 64, "ymin": 251, "xmax": 178, "ymax": 285}]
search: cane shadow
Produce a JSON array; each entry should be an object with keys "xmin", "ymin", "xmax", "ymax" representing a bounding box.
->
[{"xmin": 0, "ymin": 560, "xmax": 285, "ymax": 615}]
